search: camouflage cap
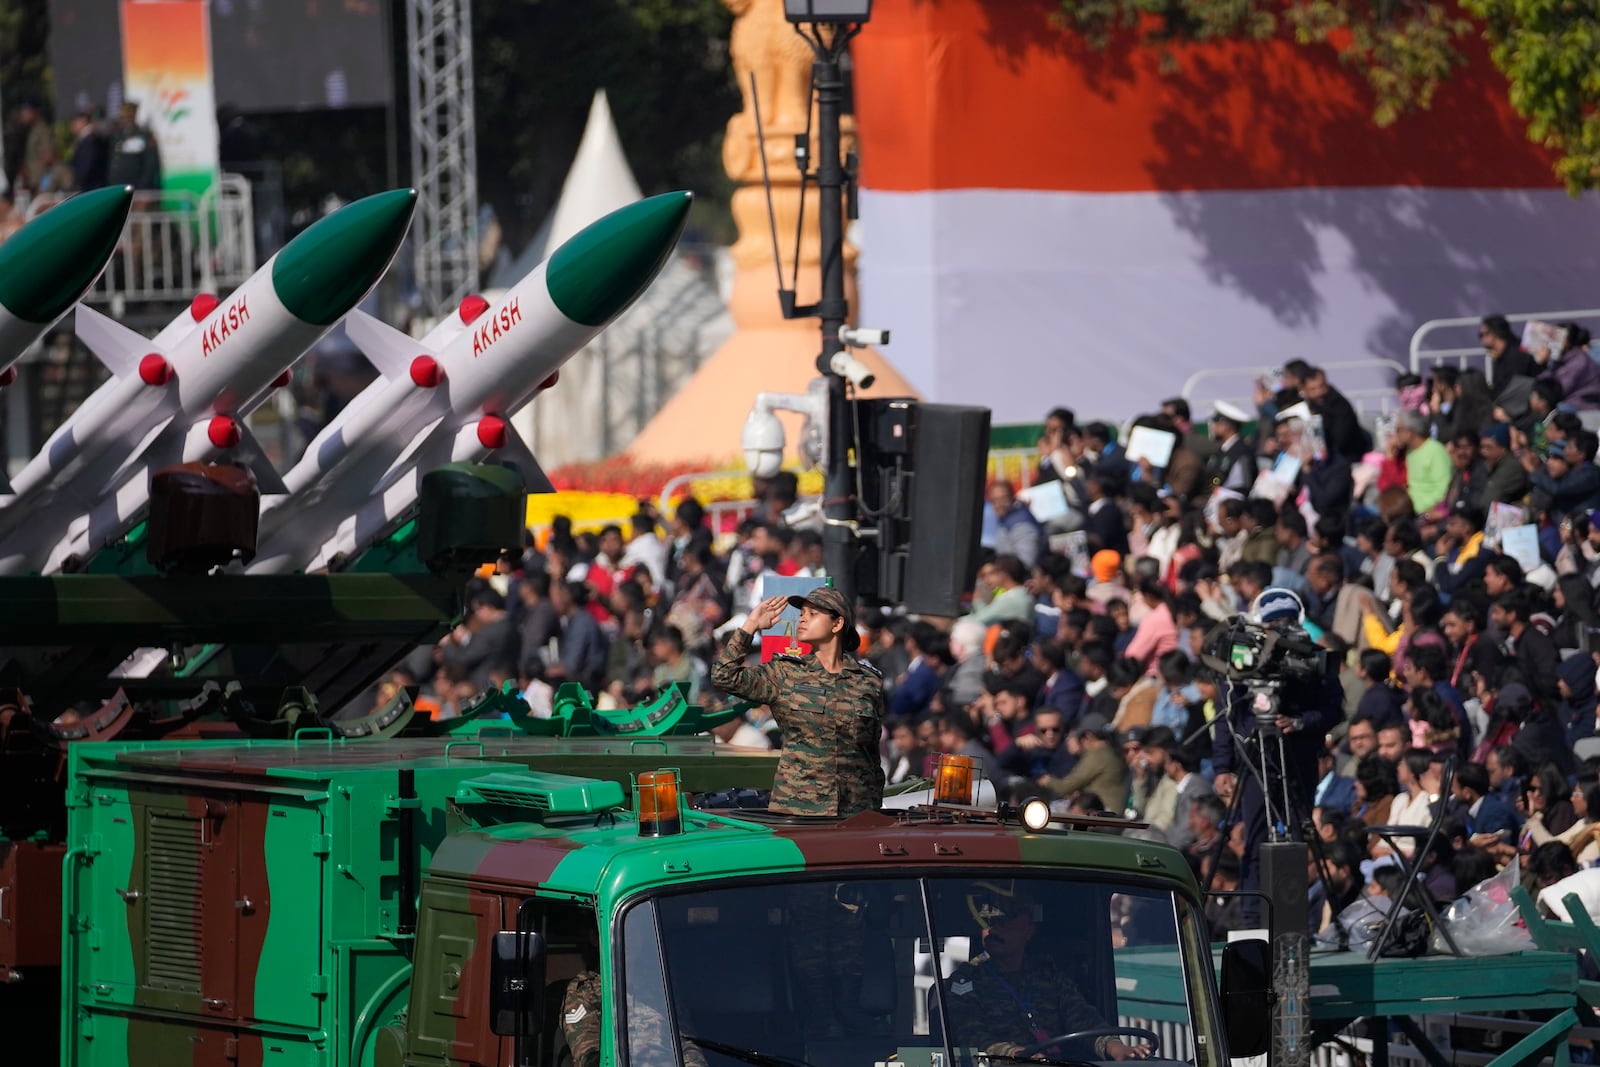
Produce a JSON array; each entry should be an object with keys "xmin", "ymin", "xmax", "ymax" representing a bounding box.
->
[
  {"xmin": 966, "ymin": 880, "xmax": 1036, "ymax": 929},
  {"xmin": 786, "ymin": 586, "xmax": 859, "ymax": 652}
]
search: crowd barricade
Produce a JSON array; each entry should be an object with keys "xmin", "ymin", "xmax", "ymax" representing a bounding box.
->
[
  {"xmin": 1411, "ymin": 308, "xmax": 1600, "ymax": 386},
  {"xmin": 1180, "ymin": 358, "xmax": 1411, "ymax": 422},
  {"xmin": 22, "ymin": 174, "xmax": 257, "ymax": 306}
]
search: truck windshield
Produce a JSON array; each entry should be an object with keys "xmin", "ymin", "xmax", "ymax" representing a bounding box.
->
[{"xmin": 618, "ymin": 875, "xmax": 1221, "ymax": 1067}]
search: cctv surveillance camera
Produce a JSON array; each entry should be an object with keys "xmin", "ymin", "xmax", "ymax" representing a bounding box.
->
[
  {"xmin": 839, "ymin": 325, "xmax": 890, "ymax": 348},
  {"xmin": 741, "ymin": 408, "xmax": 786, "ymax": 478},
  {"xmin": 829, "ymin": 350, "xmax": 876, "ymax": 390}
]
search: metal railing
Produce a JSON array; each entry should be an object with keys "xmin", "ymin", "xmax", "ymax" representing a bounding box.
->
[
  {"xmin": 1410, "ymin": 308, "xmax": 1600, "ymax": 386},
  {"xmin": 23, "ymin": 174, "xmax": 258, "ymax": 305},
  {"xmin": 1181, "ymin": 358, "xmax": 1411, "ymax": 420},
  {"xmin": 1124, "ymin": 1009, "xmax": 1593, "ymax": 1067},
  {"xmin": 653, "ymin": 470, "xmax": 766, "ymax": 534}
]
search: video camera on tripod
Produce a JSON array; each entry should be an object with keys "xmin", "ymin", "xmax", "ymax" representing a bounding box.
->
[{"xmin": 1200, "ymin": 615, "xmax": 1334, "ymax": 736}]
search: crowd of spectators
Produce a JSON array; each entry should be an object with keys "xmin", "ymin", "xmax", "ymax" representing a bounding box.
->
[
  {"xmin": 380, "ymin": 479, "xmax": 822, "ymax": 744},
  {"xmin": 388, "ymin": 315, "xmax": 1600, "ymax": 942},
  {"xmin": 2, "ymin": 98, "xmax": 163, "ymax": 246}
]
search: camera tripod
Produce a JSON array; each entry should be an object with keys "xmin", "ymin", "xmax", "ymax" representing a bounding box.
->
[{"xmin": 1192, "ymin": 680, "xmax": 1334, "ymax": 913}]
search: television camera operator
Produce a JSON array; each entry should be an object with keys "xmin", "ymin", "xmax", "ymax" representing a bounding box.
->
[{"xmin": 1205, "ymin": 588, "xmax": 1342, "ymax": 921}]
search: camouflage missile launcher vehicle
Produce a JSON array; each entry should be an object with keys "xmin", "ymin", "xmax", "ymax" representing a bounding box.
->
[{"xmin": 61, "ymin": 737, "xmax": 1272, "ymax": 1067}]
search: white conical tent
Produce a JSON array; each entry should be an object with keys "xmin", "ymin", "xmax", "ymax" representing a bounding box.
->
[{"xmin": 512, "ymin": 90, "xmax": 644, "ymax": 464}]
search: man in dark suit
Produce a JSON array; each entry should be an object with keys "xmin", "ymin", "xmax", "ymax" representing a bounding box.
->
[
  {"xmin": 1301, "ymin": 366, "xmax": 1372, "ymax": 461},
  {"xmin": 70, "ymin": 112, "xmax": 109, "ymax": 191},
  {"xmin": 1202, "ymin": 401, "xmax": 1258, "ymax": 494},
  {"xmin": 1082, "ymin": 464, "xmax": 1129, "ymax": 556},
  {"xmin": 1496, "ymin": 589, "xmax": 1562, "ymax": 713}
]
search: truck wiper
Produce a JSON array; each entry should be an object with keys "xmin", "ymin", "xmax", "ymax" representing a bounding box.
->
[
  {"xmin": 983, "ymin": 1055, "xmax": 1101, "ymax": 1067},
  {"xmin": 680, "ymin": 1033, "xmax": 820, "ymax": 1067}
]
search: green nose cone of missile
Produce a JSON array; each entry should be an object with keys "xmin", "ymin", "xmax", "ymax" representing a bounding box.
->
[
  {"xmin": 547, "ymin": 191, "xmax": 694, "ymax": 329},
  {"xmin": 272, "ymin": 188, "xmax": 419, "ymax": 326},
  {"xmin": 0, "ymin": 185, "xmax": 134, "ymax": 325}
]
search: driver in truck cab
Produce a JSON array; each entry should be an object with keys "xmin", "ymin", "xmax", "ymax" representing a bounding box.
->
[
  {"xmin": 943, "ymin": 885, "xmax": 1154, "ymax": 1061},
  {"xmin": 563, "ymin": 926, "xmax": 708, "ymax": 1067}
]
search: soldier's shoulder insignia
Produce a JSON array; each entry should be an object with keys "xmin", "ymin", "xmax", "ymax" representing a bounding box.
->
[
  {"xmin": 564, "ymin": 1005, "xmax": 588, "ymax": 1026},
  {"xmin": 854, "ymin": 657, "xmax": 882, "ymax": 677},
  {"xmin": 950, "ymin": 979, "xmax": 974, "ymax": 996},
  {"xmin": 772, "ymin": 653, "xmax": 805, "ymax": 665}
]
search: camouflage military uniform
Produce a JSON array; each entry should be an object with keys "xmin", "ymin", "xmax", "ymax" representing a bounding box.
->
[
  {"xmin": 710, "ymin": 628, "xmax": 885, "ymax": 815},
  {"xmin": 563, "ymin": 971, "xmax": 604, "ymax": 1067},
  {"xmin": 942, "ymin": 955, "xmax": 1115, "ymax": 1058},
  {"xmin": 562, "ymin": 970, "xmax": 708, "ymax": 1067}
]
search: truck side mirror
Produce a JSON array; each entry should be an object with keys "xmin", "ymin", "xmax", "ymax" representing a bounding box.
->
[
  {"xmin": 1219, "ymin": 937, "xmax": 1272, "ymax": 1058},
  {"xmin": 490, "ymin": 930, "xmax": 547, "ymax": 1037}
]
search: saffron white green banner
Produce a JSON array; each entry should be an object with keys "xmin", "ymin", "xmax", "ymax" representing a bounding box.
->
[
  {"xmin": 851, "ymin": 0, "xmax": 1600, "ymax": 423},
  {"xmin": 120, "ymin": 0, "xmax": 219, "ymax": 204}
]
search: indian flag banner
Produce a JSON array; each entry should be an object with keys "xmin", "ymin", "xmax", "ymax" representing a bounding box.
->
[
  {"xmin": 852, "ymin": 0, "xmax": 1600, "ymax": 423},
  {"xmin": 120, "ymin": 0, "xmax": 219, "ymax": 205}
]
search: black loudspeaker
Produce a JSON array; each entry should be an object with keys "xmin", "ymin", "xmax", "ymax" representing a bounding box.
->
[
  {"xmin": 848, "ymin": 397, "xmax": 918, "ymax": 607},
  {"xmin": 903, "ymin": 404, "xmax": 990, "ymax": 616}
]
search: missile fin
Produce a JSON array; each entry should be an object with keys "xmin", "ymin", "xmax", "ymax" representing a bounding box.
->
[
  {"xmin": 75, "ymin": 305, "xmax": 162, "ymax": 378},
  {"xmin": 374, "ymin": 412, "xmax": 450, "ymax": 493},
  {"xmin": 226, "ymin": 422, "xmax": 289, "ymax": 495},
  {"xmin": 344, "ymin": 309, "xmax": 433, "ymax": 381},
  {"xmin": 419, "ymin": 312, "xmax": 470, "ymax": 351},
  {"xmin": 149, "ymin": 310, "xmax": 206, "ymax": 350},
  {"xmin": 461, "ymin": 419, "xmax": 554, "ymax": 494}
]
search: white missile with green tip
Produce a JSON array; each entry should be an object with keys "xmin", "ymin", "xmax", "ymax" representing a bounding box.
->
[
  {"xmin": 248, "ymin": 190, "xmax": 693, "ymax": 573},
  {"xmin": 0, "ymin": 188, "xmax": 418, "ymax": 574},
  {"xmin": 0, "ymin": 185, "xmax": 133, "ymax": 385}
]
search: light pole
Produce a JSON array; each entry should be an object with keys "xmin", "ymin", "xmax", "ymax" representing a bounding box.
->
[{"xmin": 783, "ymin": 0, "xmax": 871, "ymax": 606}]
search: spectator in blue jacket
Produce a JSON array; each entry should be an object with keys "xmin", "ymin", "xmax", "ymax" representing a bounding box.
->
[
  {"xmin": 988, "ymin": 480, "xmax": 1045, "ymax": 569},
  {"xmin": 888, "ymin": 622, "xmax": 950, "ymax": 721},
  {"xmin": 1523, "ymin": 428, "xmax": 1600, "ymax": 515},
  {"xmin": 1451, "ymin": 761, "xmax": 1518, "ymax": 838}
]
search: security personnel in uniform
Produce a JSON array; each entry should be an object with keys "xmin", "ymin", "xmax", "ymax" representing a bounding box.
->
[
  {"xmin": 563, "ymin": 935, "xmax": 707, "ymax": 1067},
  {"xmin": 711, "ymin": 586, "xmax": 885, "ymax": 815},
  {"xmin": 943, "ymin": 884, "xmax": 1152, "ymax": 1061},
  {"xmin": 1202, "ymin": 400, "xmax": 1258, "ymax": 493}
]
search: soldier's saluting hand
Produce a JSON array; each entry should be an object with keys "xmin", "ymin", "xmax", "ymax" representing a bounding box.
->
[{"xmin": 711, "ymin": 586, "xmax": 885, "ymax": 816}]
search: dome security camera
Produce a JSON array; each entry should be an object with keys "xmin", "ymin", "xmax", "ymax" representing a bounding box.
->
[{"xmin": 741, "ymin": 408, "xmax": 786, "ymax": 478}]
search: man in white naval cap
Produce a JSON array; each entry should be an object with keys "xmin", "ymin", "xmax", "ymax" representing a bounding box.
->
[{"xmin": 1202, "ymin": 399, "xmax": 1258, "ymax": 494}]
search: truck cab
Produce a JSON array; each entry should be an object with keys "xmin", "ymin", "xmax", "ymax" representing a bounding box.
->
[{"xmin": 394, "ymin": 775, "xmax": 1268, "ymax": 1067}]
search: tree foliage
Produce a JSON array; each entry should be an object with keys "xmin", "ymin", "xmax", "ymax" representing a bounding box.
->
[
  {"xmin": 1053, "ymin": 0, "xmax": 1600, "ymax": 191},
  {"xmin": 0, "ymin": 0, "xmax": 54, "ymax": 179},
  {"xmin": 1466, "ymin": 0, "xmax": 1600, "ymax": 191},
  {"xmin": 473, "ymin": 0, "xmax": 739, "ymax": 251},
  {"xmin": 0, "ymin": 0, "xmax": 50, "ymax": 111}
]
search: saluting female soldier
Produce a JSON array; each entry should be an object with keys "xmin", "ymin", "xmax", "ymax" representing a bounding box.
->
[{"xmin": 710, "ymin": 586, "xmax": 885, "ymax": 815}]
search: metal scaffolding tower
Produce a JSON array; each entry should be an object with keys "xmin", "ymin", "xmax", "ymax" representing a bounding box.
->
[{"xmin": 406, "ymin": 0, "xmax": 479, "ymax": 312}]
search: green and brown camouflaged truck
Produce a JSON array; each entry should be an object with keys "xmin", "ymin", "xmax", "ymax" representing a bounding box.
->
[{"xmin": 60, "ymin": 736, "xmax": 1271, "ymax": 1067}]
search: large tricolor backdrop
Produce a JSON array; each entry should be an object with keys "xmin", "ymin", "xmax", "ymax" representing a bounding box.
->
[{"xmin": 851, "ymin": 0, "xmax": 1600, "ymax": 422}]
